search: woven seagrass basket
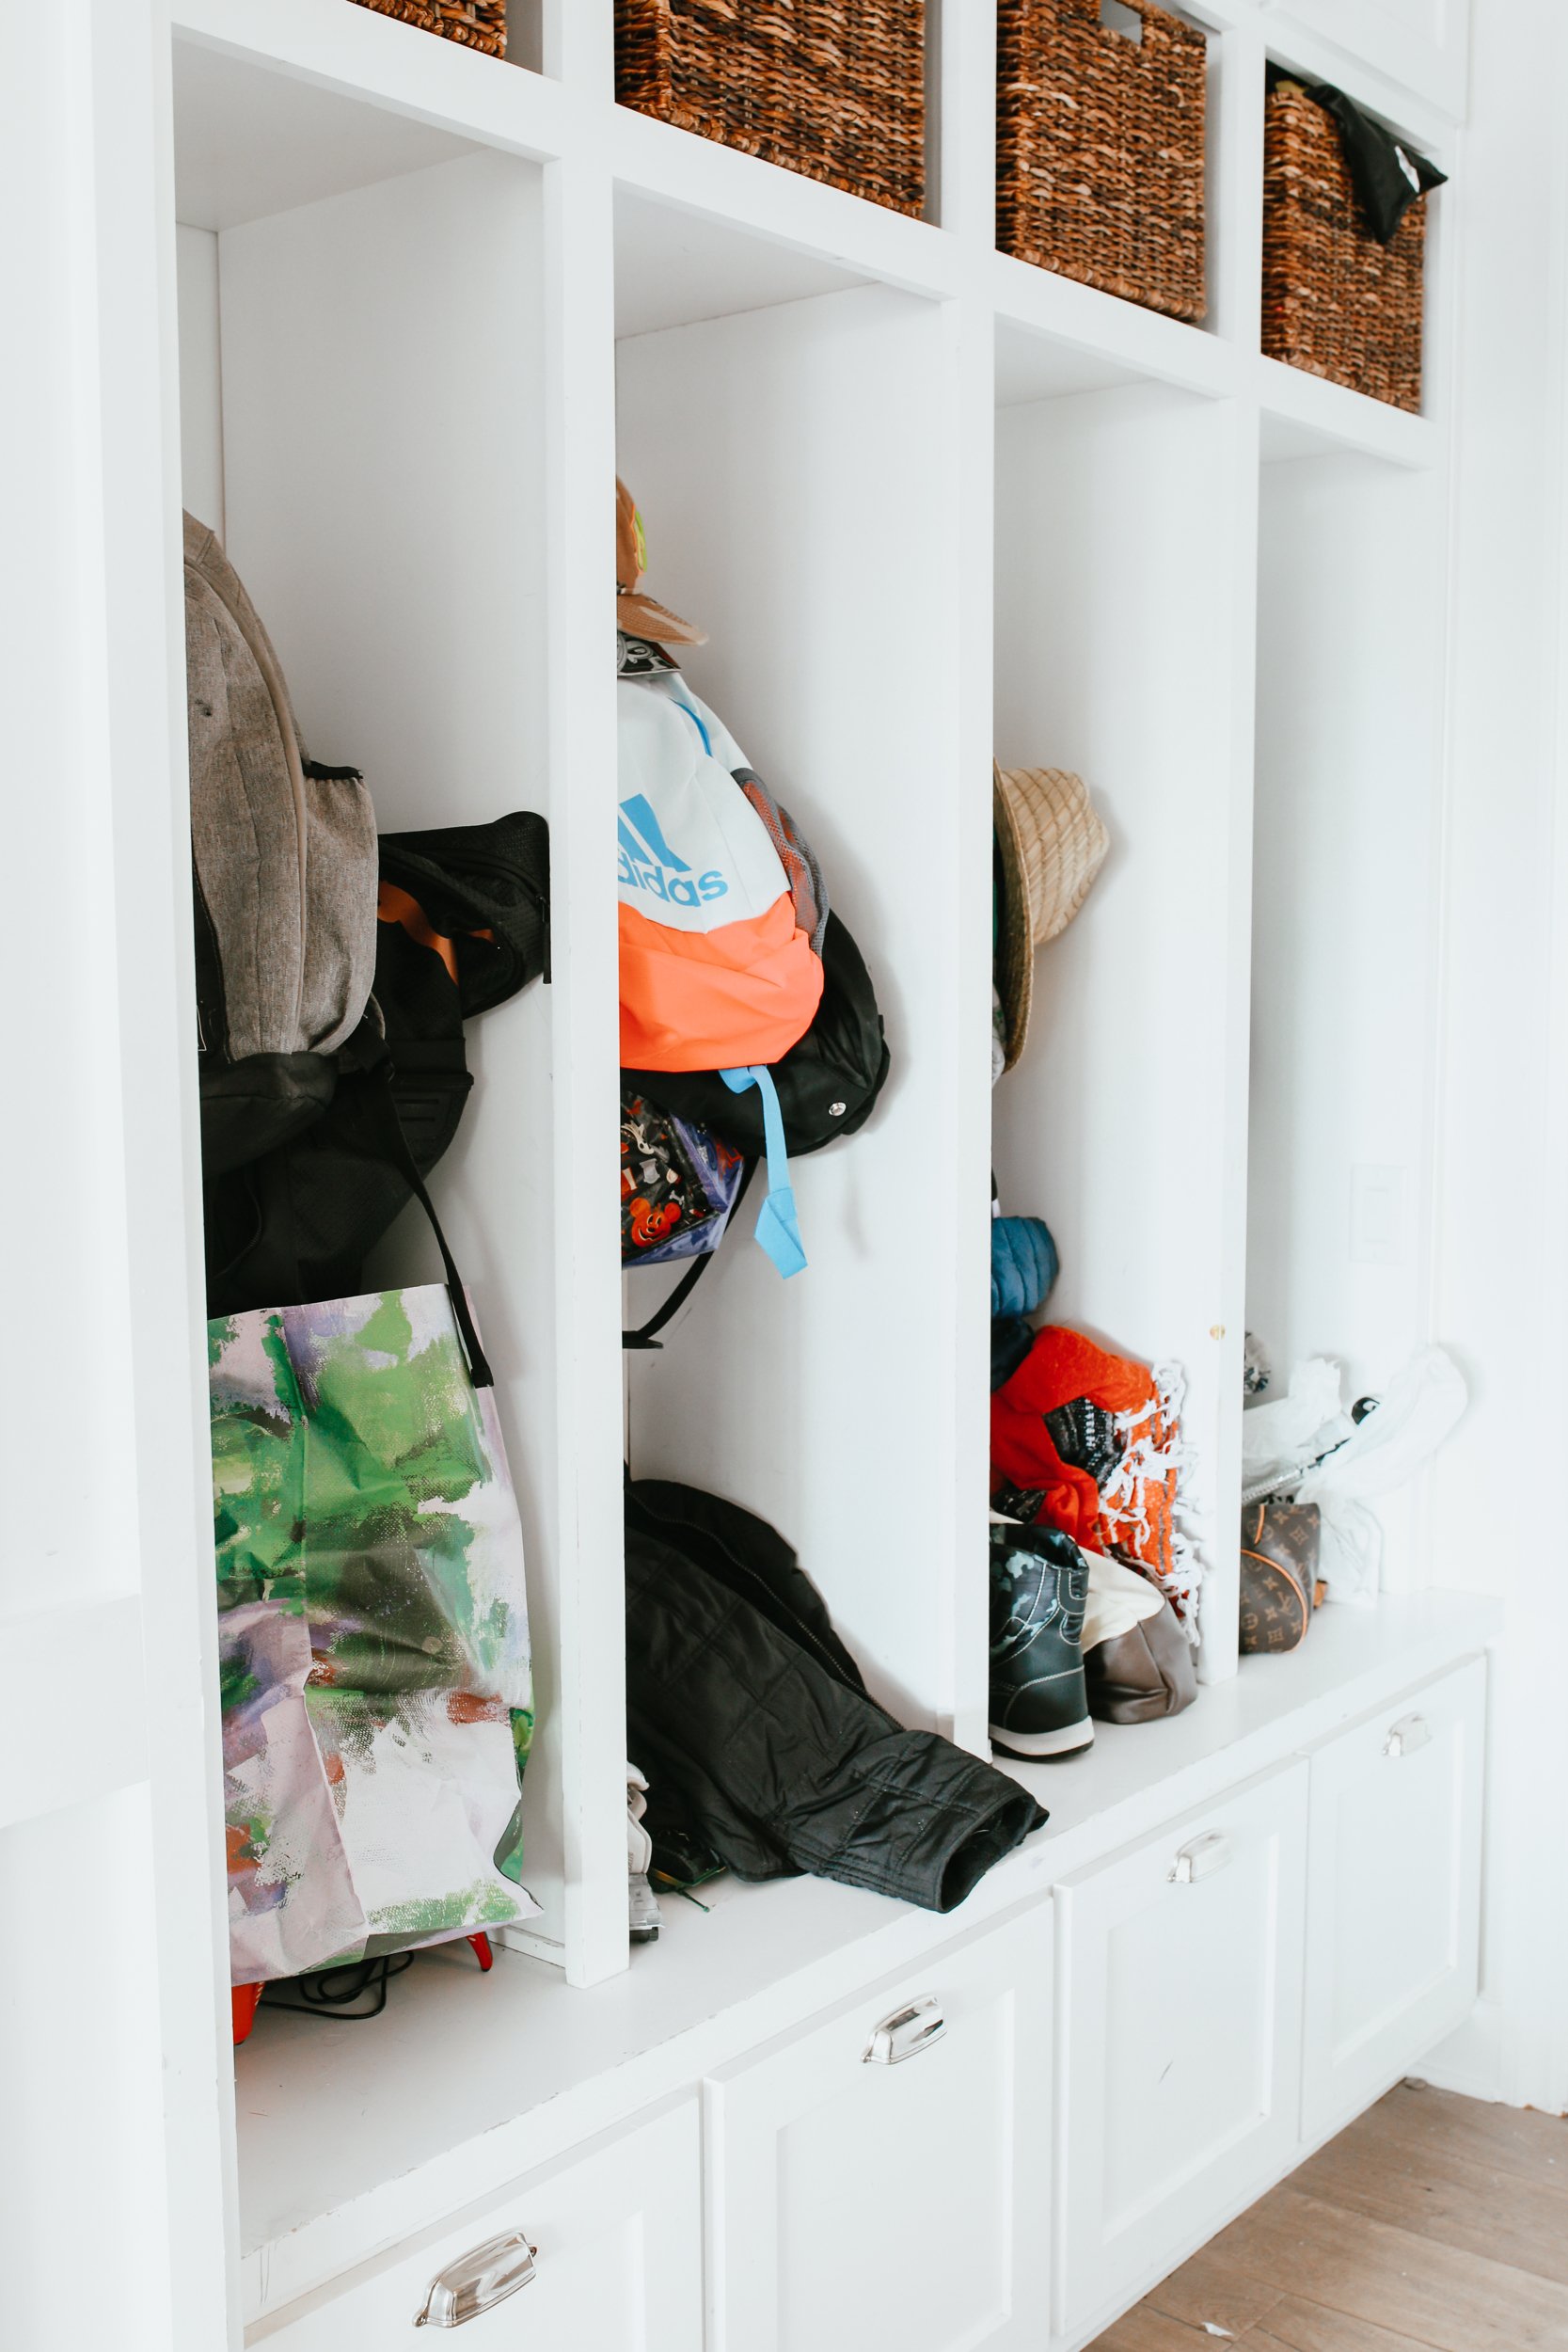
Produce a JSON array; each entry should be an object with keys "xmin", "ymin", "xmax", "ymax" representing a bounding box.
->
[
  {"xmin": 1262, "ymin": 79, "xmax": 1426, "ymax": 413},
  {"xmin": 614, "ymin": 0, "xmax": 926, "ymax": 219},
  {"xmin": 347, "ymin": 0, "xmax": 507, "ymax": 57},
  {"xmin": 997, "ymin": 0, "xmax": 1207, "ymax": 323}
]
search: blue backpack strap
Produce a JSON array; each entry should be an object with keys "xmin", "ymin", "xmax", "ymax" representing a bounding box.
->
[
  {"xmin": 720, "ymin": 1066, "xmax": 806, "ymax": 1279},
  {"xmin": 671, "ymin": 695, "xmax": 713, "ymax": 756}
]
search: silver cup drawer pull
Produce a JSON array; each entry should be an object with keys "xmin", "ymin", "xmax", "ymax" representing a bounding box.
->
[
  {"xmin": 1386, "ymin": 1711, "xmax": 1433, "ymax": 1758},
  {"xmin": 863, "ymin": 1995, "xmax": 946, "ymax": 2065},
  {"xmin": 416, "ymin": 2230, "xmax": 537, "ymax": 2328},
  {"xmin": 1169, "ymin": 1830, "xmax": 1232, "ymax": 1884}
]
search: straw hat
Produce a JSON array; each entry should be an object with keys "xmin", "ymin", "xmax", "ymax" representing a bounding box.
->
[
  {"xmin": 616, "ymin": 477, "xmax": 706, "ymax": 649},
  {"xmin": 993, "ymin": 764, "xmax": 1110, "ymax": 1072}
]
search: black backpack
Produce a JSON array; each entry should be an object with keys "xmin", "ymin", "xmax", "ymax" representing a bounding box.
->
[
  {"xmin": 620, "ymin": 911, "xmax": 889, "ymax": 1347},
  {"xmin": 624, "ymin": 911, "xmax": 889, "ymax": 1158},
  {"xmin": 202, "ymin": 813, "xmax": 549, "ymax": 1359}
]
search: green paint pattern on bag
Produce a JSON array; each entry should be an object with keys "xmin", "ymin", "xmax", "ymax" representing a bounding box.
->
[
  {"xmin": 372, "ymin": 1877, "xmax": 525, "ymax": 1938},
  {"xmin": 494, "ymin": 1704, "xmax": 536, "ymax": 1884},
  {"xmin": 213, "ymin": 1287, "xmax": 538, "ymax": 1982},
  {"xmin": 211, "ymin": 1311, "xmax": 307, "ymax": 1617}
]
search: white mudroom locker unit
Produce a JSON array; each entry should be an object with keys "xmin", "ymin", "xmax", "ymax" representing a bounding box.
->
[{"xmin": 9, "ymin": 0, "xmax": 1559, "ymax": 2348}]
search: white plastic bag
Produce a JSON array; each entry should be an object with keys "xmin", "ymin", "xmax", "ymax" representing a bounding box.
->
[
  {"xmin": 1240, "ymin": 1357, "xmax": 1353, "ymax": 1496},
  {"xmin": 1297, "ymin": 1346, "xmax": 1467, "ymax": 1503},
  {"xmin": 1303, "ymin": 1494, "xmax": 1384, "ymax": 1607},
  {"xmin": 1296, "ymin": 1346, "xmax": 1467, "ymax": 1603}
]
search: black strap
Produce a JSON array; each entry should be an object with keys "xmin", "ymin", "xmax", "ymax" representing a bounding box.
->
[
  {"xmin": 353, "ymin": 1063, "xmax": 495, "ymax": 1390},
  {"xmin": 623, "ymin": 1158, "xmax": 756, "ymax": 1351}
]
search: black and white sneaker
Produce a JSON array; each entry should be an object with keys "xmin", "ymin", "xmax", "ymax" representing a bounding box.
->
[
  {"xmin": 988, "ymin": 1521, "xmax": 1094, "ymax": 1759},
  {"xmin": 628, "ymin": 1871, "xmax": 662, "ymax": 1943}
]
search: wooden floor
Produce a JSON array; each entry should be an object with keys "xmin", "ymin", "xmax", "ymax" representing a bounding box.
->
[{"xmin": 1089, "ymin": 2082, "xmax": 1568, "ymax": 2352}]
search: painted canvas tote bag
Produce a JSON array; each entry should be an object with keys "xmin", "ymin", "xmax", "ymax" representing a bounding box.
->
[{"xmin": 212, "ymin": 1285, "xmax": 538, "ymax": 1986}]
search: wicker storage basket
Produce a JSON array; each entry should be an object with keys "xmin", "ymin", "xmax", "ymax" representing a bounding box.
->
[
  {"xmin": 997, "ymin": 0, "xmax": 1207, "ymax": 323},
  {"xmin": 1262, "ymin": 79, "xmax": 1426, "ymax": 412},
  {"xmin": 614, "ymin": 0, "xmax": 926, "ymax": 219},
  {"xmin": 347, "ymin": 0, "xmax": 507, "ymax": 56}
]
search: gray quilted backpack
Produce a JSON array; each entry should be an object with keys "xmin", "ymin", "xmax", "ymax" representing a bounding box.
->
[{"xmin": 183, "ymin": 511, "xmax": 378, "ymax": 1177}]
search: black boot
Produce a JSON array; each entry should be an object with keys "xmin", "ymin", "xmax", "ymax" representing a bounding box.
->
[{"xmin": 989, "ymin": 1521, "xmax": 1093, "ymax": 1759}]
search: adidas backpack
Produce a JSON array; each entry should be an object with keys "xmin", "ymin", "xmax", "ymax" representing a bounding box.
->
[
  {"xmin": 617, "ymin": 667, "xmax": 826, "ymax": 1072},
  {"xmin": 625, "ymin": 910, "xmax": 889, "ymax": 1162},
  {"xmin": 614, "ymin": 485, "xmax": 887, "ymax": 1136},
  {"xmin": 616, "ymin": 654, "xmax": 831, "ymax": 1277},
  {"xmin": 615, "ymin": 485, "xmax": 890, "ymax": 1317},
  {"xmin": 618, "ymin": 656, "xmax": 890, "ymax": 1202}
]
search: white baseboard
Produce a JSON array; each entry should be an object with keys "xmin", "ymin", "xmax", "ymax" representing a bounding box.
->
[
  {"xmin": 1418, "ymin": 1995, "xmax": 1510, "ymax": 2104},
  {"xmin": 1418, "ymin": 1995, "xmax": 1568, "ymax": 2115}
]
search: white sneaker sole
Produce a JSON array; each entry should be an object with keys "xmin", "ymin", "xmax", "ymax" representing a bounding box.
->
[{"xmin": 989, "ymin": 1717, "xmax": 1095, "ymax": 1759}]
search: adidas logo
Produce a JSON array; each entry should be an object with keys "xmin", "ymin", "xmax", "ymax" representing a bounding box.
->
[{"xmin": 617, "ymin": 793, "xmax": 729, "ymax": 907}]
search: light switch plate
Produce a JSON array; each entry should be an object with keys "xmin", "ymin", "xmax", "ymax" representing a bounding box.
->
[{"xmin": 1350, "ymin": 1164, "xmax": 1406, "ymax": 1265}]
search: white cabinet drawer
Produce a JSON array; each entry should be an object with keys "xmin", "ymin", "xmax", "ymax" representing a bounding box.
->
[
  {"xmin": 1302, "ymin": 1654, "xmax": 1485, "ymax": 2143},
  {"xmin": 706, "ymin": 1902, "xmax": 1053, "ymax": 2352},
  {"xmin": 1053, "ymin": 1762, "xmax": 1308, "ymax": 2340},
  {"xmin": 248, "ymin": 2102, "xmax": 701, "ymax": 2350}
]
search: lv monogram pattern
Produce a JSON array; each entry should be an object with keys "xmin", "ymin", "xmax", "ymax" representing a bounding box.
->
[{"xmin": 1239, "ymin": 1500, "xmax": 1321, "ymax": 1654}]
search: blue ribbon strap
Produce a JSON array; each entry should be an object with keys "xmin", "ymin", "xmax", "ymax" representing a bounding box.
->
[
  {"xmin": 672, "ymin": 695, "xmax": 713, "ymax": 756},
  {"xmin": 720, "ymin": 1066, "xmax": 806, "ymax": 1279}
]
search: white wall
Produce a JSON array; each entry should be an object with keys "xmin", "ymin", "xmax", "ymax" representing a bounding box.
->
[
  {"xmin": 175, "ymin": 223, "xmax": 223, "ymax": 533},
  {"xmin": 1423, "ymin": 0, "xmax": 1568, "ymax": 2116},
  {"xmin": 1249, "ymin": 453, "xmax": 1444, "ymax": 1590},
  {"xmin": 1251, "ymin": 455, "xmax": 1442, "ymax": 1404}
]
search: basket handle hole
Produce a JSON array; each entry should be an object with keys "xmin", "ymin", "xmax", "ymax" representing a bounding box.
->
[{"xmin": 1101, "ymin": 0, "xmax": 1145, "ymax": 41}]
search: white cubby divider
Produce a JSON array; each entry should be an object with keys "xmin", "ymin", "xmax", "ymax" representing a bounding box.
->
[
  {"xmin": 536, "ymin": 137, "xmax": 629, "ymax": 1985},
  {"xmin": 4, "ymin": 0, "xmax": 1457, "ymax": 2317}
]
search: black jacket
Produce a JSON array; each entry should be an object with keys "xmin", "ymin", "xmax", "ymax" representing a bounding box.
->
[{"xmin": 626, "ymin": 1479, "xmax": 1045, "ymax": 1914}]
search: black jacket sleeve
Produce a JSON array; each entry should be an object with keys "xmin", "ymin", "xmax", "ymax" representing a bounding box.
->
[{"xmin": 626, "ymin": 1522, "xmax": 1045, "ymax": 1914}]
